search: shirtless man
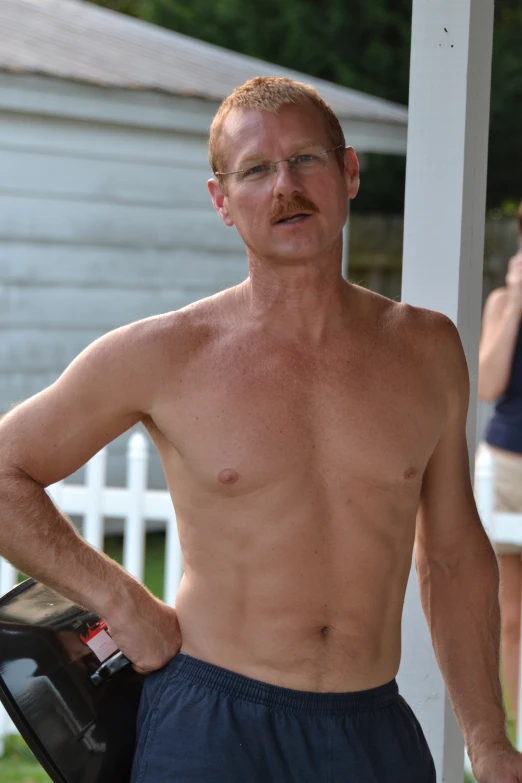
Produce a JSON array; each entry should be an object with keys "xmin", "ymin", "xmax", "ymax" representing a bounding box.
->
[{"xmin": 0, "ymin": 76, "xmax": 519, "ymax": 782}]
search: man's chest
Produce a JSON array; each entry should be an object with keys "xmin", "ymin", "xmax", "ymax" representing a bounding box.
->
[{"xmin": 150, "ymin": 341, "xmax": 445, "ymax": 494}]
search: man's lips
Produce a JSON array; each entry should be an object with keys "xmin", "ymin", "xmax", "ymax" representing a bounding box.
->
[
  {"xmin": 274, "ymin": 212, "xmax": 312, "ymax": 224},
  {"xmin": 269, "ymin": 195, "xmax": 319, "ymax": 224}
]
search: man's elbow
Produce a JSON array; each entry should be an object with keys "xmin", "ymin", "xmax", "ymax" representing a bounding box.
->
[
  {"xmin": 416, "ymin": 530, "xmax": 497, "ymax": 575},
  {"xmin": 0, "ymin": 460, "xmax": 39, "ymax": 499}
]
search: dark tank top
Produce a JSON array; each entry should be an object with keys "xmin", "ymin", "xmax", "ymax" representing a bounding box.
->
[{"xmin": 486, "ymin": 320, "xmax": 522, "ymax": 454}]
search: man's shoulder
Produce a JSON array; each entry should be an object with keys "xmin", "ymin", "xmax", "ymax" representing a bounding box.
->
[
  {"xmin": 112, "ymin": 287, "xmax": 237, "ymax": 353},
  {"xmin": 393, "ymin": 301, "xmax": 459, "ymax": 342},
  {"xmin": 357, "ymin": 289, "xmax": 466, "ymax": 377},
  {"xmin": 352, "ymin": 285, "xmax": 459, "ymax": 347},
  {"xmin": 394, "ymin": 302, "xmax": 468, "ymax": 392},
  {"xmin": 350, "ymin": 287, "xmax": 468, "ymax": 404}
]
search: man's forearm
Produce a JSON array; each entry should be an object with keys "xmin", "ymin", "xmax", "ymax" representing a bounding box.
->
[
  {"xmin": 0, "ymin": 468, "xmax": 146, "ymax": 621},
  {"xmin": 417, "ymin": 542, "xmax": 508, "ymax": 760}
]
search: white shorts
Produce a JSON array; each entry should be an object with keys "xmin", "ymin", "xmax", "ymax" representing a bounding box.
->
[{"xmin": 477, "ymin": 442, "xmax": 522, "ymax": 555}]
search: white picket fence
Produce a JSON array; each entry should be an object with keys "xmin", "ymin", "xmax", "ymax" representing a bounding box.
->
[{"xmin": 0, "ymin": 430, "xmax": 182, "ymax": 753}]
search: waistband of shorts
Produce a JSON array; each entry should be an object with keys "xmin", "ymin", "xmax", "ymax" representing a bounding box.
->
[{"xmin": 168, "ymin": 653, "xmax": 400, "ymax": 715}]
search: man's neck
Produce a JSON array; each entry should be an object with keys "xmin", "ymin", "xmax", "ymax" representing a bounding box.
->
[{"xmin": 238, "ymin": 254, "xmax": 349, "ymax": 344}]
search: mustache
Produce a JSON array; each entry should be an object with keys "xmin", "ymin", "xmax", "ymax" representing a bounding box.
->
[{"xmin": 270, "ymin": 195, "xmax": 320, "ymax": 225}]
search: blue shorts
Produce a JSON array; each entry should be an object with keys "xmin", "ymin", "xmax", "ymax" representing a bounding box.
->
[{"xmin": 131, "ymin": 652, "xmax": 436, "ymax": 782}]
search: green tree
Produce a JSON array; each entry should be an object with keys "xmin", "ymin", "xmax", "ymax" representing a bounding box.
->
[
  {"xmin": 145, "ymin": 0, "xmax": 411, "ymax": 104},
  {"xmin": 88, "ymin": 0, "xmax": 144, "ymax": 16},
  {"xmin": 489, "ymin": 3, "xmax": 522, "ymax": 211}
]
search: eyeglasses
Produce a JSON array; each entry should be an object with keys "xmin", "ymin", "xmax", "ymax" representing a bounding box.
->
[{"xmin": 215, "ymin": 145, "xmax": 344, "ymax": 184}]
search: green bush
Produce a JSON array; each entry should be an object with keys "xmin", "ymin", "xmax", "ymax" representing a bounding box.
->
[{"xmin": 0, "ymin": 735, "xmax": 51, "ymax": 782}]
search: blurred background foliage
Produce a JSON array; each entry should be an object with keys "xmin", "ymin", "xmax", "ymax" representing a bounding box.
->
[{"xmin": 89, "ymin": 0, "xmax": 522, "ymax": 216}]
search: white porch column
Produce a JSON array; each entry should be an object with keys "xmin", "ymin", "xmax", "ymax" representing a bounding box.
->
[{"xmin": 398, "ymin": 1, "xmax": 494, "ymax": 781}]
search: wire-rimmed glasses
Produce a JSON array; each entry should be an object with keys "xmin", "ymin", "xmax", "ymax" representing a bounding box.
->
[{"xmin": 215, "ymin": 145, "xmax": 344, "ymax": 185}]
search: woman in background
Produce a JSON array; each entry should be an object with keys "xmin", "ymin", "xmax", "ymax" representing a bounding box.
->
[{"xmin": 479, "ymin": 200, "xmax": 522, "ymax": 721}]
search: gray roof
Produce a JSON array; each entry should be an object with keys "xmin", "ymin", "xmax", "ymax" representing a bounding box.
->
[{"xmin": 0, "ymin": 0, "xmax": 408, "ymax": 125}]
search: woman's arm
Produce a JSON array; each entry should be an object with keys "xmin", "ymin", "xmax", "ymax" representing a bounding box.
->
[{"xmin": 478, "ymin": 253, "xmax": 522, "ymax": 401}]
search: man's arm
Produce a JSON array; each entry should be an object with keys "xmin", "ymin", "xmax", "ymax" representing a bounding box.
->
[
  {"xmin": 415, "ymin": 316, "xmax": 519, "ymax": 780},
  {"xmin": 0, "ymin": 318, "xmax": 181, "ymax": 672}
]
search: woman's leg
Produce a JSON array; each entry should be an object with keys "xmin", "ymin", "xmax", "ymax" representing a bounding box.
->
[{"xmin": 499, "ymin": 553, "xmax": 522, "ymax": 719}]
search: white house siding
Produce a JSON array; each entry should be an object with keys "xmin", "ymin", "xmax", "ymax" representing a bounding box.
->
[{"xmin": 0, "ymin": 73, "xmax": 250, "ymax": 485}]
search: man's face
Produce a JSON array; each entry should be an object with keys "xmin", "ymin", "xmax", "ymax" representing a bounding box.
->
[{"xmin": 208, "ymin": 103, "xmax": 360, "ymax": 265}]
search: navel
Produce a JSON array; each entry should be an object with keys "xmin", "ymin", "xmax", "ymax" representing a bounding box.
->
[{"xmin": 218, "ymin": 468, "xmax": 240, "ymax": 485}]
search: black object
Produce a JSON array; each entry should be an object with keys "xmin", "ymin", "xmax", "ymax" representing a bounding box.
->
[{"xmin": 0, "ymin": 578, "xmax": 145, "ymax": 783}]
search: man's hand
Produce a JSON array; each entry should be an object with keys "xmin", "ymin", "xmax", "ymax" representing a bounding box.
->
[
  {"xmin": 472, "ymin": 739, "xmax": 522, "ymax": 782},
  {"xmin": 106, "ymin": 590, "xmax": 182, "ymax": 674}
]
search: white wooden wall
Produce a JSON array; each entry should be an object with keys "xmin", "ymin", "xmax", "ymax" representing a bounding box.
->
[{"xmin": 0, "ymin": 73, "xmax": 248, "ymax": 411}]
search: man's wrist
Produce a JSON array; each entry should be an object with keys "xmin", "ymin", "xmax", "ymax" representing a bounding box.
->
[
  {"xmin": 467, "ymin": 722, "xmax": 511, "ymax": 762},
  {"xmin": 92, "ymin": 560, "xmax": 153, "ymax": 624}
]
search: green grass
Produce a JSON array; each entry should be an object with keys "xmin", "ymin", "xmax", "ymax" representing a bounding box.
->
[{"xmin": 0, "ymin": 533, "xmax": 166, "ymax": 781}]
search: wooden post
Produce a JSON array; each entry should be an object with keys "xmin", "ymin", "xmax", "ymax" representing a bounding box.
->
[
  {"xmin": 124, "ymin": 432, "xmax": 148, "ymax": 581},
  {"xmin": 475, "ymin": 445, "xmax": 495, "ymax": 538},
  {"xmin": 0, "ymin": 557, "xmax": 16, "ymax": 599},
  {"xmin": 84, "ymin": 447, "xmax": 107, "ymax": 551},
  {"xmin": 398, "ymin": 0, "xmax": 494, "ymax": 780}
]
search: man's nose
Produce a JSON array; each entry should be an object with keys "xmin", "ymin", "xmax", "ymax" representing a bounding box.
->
[{"xmin": 272, "ymin": 160, "xmax": 303, "ymax": 197}]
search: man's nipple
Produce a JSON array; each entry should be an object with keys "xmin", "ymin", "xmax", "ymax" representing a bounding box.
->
[
  {"xmin": 404, "ymin": 467, "xmax": 418, "ymax": 480},
  {"xmin": 218, "ymin": 468, "xmax": 240, "ymax": 485}
]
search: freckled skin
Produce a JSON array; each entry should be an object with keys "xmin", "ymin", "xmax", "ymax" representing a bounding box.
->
[
  {"xmin": 0, "ymin": 103, "xmax": 463, "ymax": 695},
  {"xmin": 144, "ymin": 282, "xmax": 450, "ymax": 693},
  {"xmin": 136, "ymin": 104, "xmax": 459, "ymax": 693}
]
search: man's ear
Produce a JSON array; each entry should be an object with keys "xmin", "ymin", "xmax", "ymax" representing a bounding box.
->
[
  {"xmin": 208, "ymin": 178, "xmax": 235, "ymax": 226},
  {"xmin": 343, "ymin": 147, "xmax": 360, "ymax": 200}
]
